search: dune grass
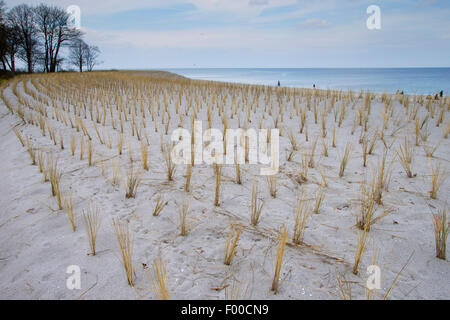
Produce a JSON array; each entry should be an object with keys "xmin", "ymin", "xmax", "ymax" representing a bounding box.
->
[
  {"xmin": 224, "ymin": 224, "xmax": 243, "ymax": 265},
  {"xmin": 148, "ymin": 255, "xmax": 171, "ymax": 300},
  {"xmin": 82, "ymin": 205, "xmax": 101, "ymax": 256},
  {"xmin": 271, "ymin": 226, "xmax": 288, "ymax": 294},
  {"xmin": 251, "ymin": 180, "xmax": 264, "ymax": 226},
  {"xmin": 113, "ymin": 218, "xmax": 134, "ymax": 286},
  {"xmin": 431, "ymin": 207, "xmax": 448, "ymax": 260}
]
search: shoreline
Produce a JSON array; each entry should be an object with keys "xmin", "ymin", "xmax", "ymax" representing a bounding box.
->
[{"xmin": 160, "ymin": 68, "xmax": 450, "ymax": 96}]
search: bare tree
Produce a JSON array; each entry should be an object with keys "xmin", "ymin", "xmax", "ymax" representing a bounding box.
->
[
  {"xmin": 85, "ymin": 44, "xmax": 101, "ymax": 71},
  {"xmin": 0, "ymin": 0, "xmax": 18, "ymax": 74},
  {"xmin": 7, "ymin": 4, "xmax": 39, "ymax": 73},
  {"xmin": 35, "ymin": 4, "xmax": 83, "ymax": 73},
  {"xmin": 69, "ymin": 38, "xmax": 87, "ymax": 72},
  {"xmin": 1, "ymin": 25, "xmax": 20, "ymax": 74},
  {"xmin": 69, "ymin": 40, "xmax": 101, "ymax": 72},
  {"xmin": 0, "ymin": 0, "xmax": 7, "ymax": 71}
]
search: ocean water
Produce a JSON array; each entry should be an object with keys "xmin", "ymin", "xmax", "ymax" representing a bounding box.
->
[{"xmin": 163, "ymin": 68, "xmax": 450, "ymax": 95}]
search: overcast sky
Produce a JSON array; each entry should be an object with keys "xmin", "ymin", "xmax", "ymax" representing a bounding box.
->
[{"xmin": 5, "ymin": 0, "xmax": 450, "ymax": 69}]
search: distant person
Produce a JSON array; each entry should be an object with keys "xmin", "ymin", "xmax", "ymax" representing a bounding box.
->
[
  {"xmin": 313, "ymin": 84, "xmax": 316, "ymax": 89},
  {"xmin": 278, "ymin": 80, "xmax": 280, "ymax": 87},
  {"xmin": 440, "ymin": 90, "xmax": 443, "ymax": 97}
]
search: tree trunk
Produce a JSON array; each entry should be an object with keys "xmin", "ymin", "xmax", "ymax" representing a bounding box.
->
[
  {"xmin": 1, "ymin": 58, "xmax": 6, "ymax": 71},
  {"xmin": 10, "ymin": 54, "xmax": 15, "ymax": 75}
]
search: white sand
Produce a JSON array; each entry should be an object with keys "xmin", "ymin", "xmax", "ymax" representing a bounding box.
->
[{"xmin": 0, "ymin": 74, "xmax": 448, "ymax": 300}]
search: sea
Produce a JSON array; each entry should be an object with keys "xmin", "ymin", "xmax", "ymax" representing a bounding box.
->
[{"xmin": 163, "ymin": 68, "xmax": 450, "ymax": 95}]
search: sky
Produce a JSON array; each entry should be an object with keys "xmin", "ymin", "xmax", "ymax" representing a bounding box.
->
[{"xmin": 4, "ymin": 0, "xmax": 450, "ymax": 69}]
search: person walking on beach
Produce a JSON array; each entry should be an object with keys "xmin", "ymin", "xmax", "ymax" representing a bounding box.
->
[
  {"xmin": 278, "ymin": 80, "xmax": 280, "ymax": 87},
  {"xmin": 313, "ymin": 84, "xmax": 316, "ymax": 89}
]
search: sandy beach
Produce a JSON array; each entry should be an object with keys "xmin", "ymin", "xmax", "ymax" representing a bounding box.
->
[{"xmin": 0, "ymin": 71, "xmax": 448, "ymax": 300}]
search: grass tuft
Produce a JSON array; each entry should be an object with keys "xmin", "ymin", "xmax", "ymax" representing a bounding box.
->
[
  {"xmin": 339, "ymin": 142, "xmax": 353, "ymax": 177},
  {"xmin": 224, "ymin": 224, "xmax": 243, "ymax": 265},
  {"xmin": 429, "ymin": 159, "xmax": 446, "ymax": 200},
  {"xmin": 148, "ymin": 255, "xmax": 171, "ymax": 300},
  {"xmin": 431, "ymin": 207, "xmax": 448, "ymax": 260},
  {"xmin": 113, "ymin": 218, "xmax": 134, "ymax": 286},
  {"xmin": 82, "ymin": 204, "xmax": 101, "ymax": 256},
  {"xmin": 271, "ymin": 226, "xmax": 288, "ymax": 294},
  {"xmin": 251, "ymin": 180, "xmax": 264, "ymax": 226},
  {"xmin": 153, "ymin": 195, "xmax": 168, "ymax": 217}
]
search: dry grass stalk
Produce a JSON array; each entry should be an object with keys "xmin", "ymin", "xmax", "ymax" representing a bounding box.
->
[
  {"xmin": 214, "ymin": 164, "xmax": 222, "ymax": 207},
  {"xmin": 374, "ymin": 152, "xmax": 393, "ymax": 204},
  {"xmin": 336, "ymin": 274, "xmax": 353, "ymax": 300},
  {"xmin": 287, "ymin": 129, "xmax": 298, "ymax": 151},
  {"xmin": 13, "ymin": 127, "xmax": 25, "ymax": 147},
  {"xmin": 431, "ymin": 207, "xmax": 448, "ymax": 260},
  {"xmin": 25, "ymin": 136, "xmax": 36, "ymax": 165},
  {"xmin": 293, "ymin": 193, "xmax": 312, "ymax": 244},
  {"xmin": 362, "ymin": 137, "xmax": 368, "ymax": 167},
  {"xmin": 339, "ymin": 142, "xmax": 353, "ymax": 177},
  {"xmin": 353, "ymin": 222, "xmax": 369, "ymax": 275},
  {"xmin": 164, "ymin": 145, "xmax": 176, "ymax": 181},
  {"xmin": 63, "ymin": 193, "xmax": 76, "ymax": 231},
  {"xmin": 318, "ymin": 166, "xmax": 328, "ymax": 187},
  {"xmin": 125, "ymin": 165, "xmax": 141, "ymax": 199},
  {"xmin": 368, "ymin": 131, "xmax": 378, "ymax": 155},
  {"xmin": 321, "ymin": 138, "xmax": 329, "ymax": 157},
  {"xmin": 423, "ymin": 141, "xmax": 440, "ymax": 158},
  {"xmin": 429, "ymin": 159, "xmax": 446, "ymax": 199},
  {"xmin": 118, "ymin": 133, "xmax": 123, "ymax": 155},
  {"xmin": 235, "ymin": 163, "xmax": 241, "ymax": 184},
  {"xmin": 225, "ymin": 278, "xmax": 248, "ymax": 300},
  {"xmin": 250, "ymin": 180, "xmax": 264, "ymax": 226},
  {"xmin": 308, "ymin": 137, "xmax": 318, "ymax": 168},
  {"xmin": 397, "ymin": 137, "xmax": 414, "ymax": 178},
  {"xmin": 267, "ymin": 175, "xmax": 277, "ymax": 198},
  {"xmin": 87, "ymin": 139, "xmax": 93, "ymax": 166},
  {"xmin": 80, "ymin": 137, "xmax": 84, "ymax": 160},
  {"xmin": 48, "ymin": 157, "xmax": 62, "ymax": 209},
  {"xmin": 141, "ymin": 141, "xmax": 149, "ymax": 171},
  {"xmin": 332, "ymin": 126, "xmax": 336, "ymax": 148},
  {"xmin": 357, "ymin": 174, "xmax": 392, "ymax": 231},
  {"xmin": 38, "ymin": 151, "xmax": 45, "ymax": 174},
  {"xmin": 180, "ymin": 198, "xmax": 190, "ymax": 236},
  {"xmin": 224, "ymin": 224, "xmax": 243, "ymax": 265},
  {"xmin": 82, "ymin": 204, "xmax": 101, "ymax": 256},
  {"xmin": 185, "ymin": 164, "xmax": 192, "ymax": 192},
  {"xmin": 70, "ymin": 135, "xmax": 76, "ymax": 156},
  {"xmin": 111, "ymin": 159, "xmax": 120, "ymax": 185},
  {"xmin": 313, "ymin": 188, "xmax": 325, "ymax": 214},
  {"xmin": 153, "ymin": 195, "xmax": 168, "ymax": 217},
  {"xmin": 443, "ymin": 119, "xmax": 449, "ymax": 138},
  {"xmin": 271, "ymin": 226, "xmax": 288, "ymax": 294},
  {"xmin": 148, "ymin": 256, "xmax": 171, "ymax": 300},
  {"xmin": 113, "ymin": 218, "xmax": 134, "ymax": 286},
  {"xmin": 299, "ymin": 155, "xmax": 309, "ymax": 183}
]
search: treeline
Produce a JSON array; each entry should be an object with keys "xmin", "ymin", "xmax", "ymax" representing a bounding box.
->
[{"xmin": 0, "ymin": 1, "xmax": 101, "ymax": 75}]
